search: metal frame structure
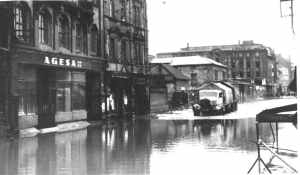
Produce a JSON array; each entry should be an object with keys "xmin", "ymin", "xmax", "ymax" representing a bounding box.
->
[{"xmin": 248, "ymin": 103, "xmax": 297, "ymax": 174}]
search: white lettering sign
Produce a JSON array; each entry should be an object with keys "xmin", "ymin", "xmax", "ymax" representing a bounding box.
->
[{"xmin": 44, "ymin": 56, "xmax": 83, "ymax": 68}]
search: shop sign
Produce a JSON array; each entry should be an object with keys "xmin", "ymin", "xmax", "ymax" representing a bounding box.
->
[{"xmin": 44, "ymin": 56, "xmax": 83, "ymax": 68}]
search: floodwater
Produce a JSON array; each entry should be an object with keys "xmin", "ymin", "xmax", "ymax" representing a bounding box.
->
[{"xmin": 0, "ymin": 118, "xmax": 297, "ymax": 175}]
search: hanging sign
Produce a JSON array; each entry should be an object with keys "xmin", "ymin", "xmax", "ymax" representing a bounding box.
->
[{"xmin": 43, "ymin": 56, "xmax": 83, "ymax": 68}]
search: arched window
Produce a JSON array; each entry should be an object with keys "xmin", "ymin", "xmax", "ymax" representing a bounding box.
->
[
  {"xmin": 90, "ymin": 25, "xmax": 98, "ymax": 54},
  {"xmin": 13, "ymin": 3, "xmax": 30, "ymax": 42},
  {"xmin": 58, "ymin": 15, "xmax": 69, "ymax": 49},
  {"xmin": 38, "ymin": 9, "xmax": 51, "ymax": 45},
  {"xmin": 75, "ymin": 23, "xmax": 83, "ymax": 52}
]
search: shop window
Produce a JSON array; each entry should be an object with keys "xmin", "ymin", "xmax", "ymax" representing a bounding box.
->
[
  {"xmin": 38, "ymin": 10, "xmax": 51, "ymax": 45},
  {"xmin": 90, "ymin": 25, "xmax": 98, "ymax": 54},
  {"xmin": 56, "ymin": 87, "xmax": 71, "ymax": 112},
  {"xmin": 55, "ymin": 71, "xmax": 86, "ymax": 112},
  {"xmin": 58, "ymin": 15, "xmax": 69, "ymax": 49},
  {"xmin": 13, "ymin": 4, "xmax": 30, "ymax": 43},
  {"xmin": 18, "ymin": 89, "xmax": 37, "ymax": 115},
  {"xmin": 56, "ymin": 71, "xmax": 71, "ymax": 112},
  {"xmin": 71, "ymin": 72, "xmax": 86, "ymax": 110}
]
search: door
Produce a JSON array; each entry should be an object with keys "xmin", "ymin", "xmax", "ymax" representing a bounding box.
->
[
  {"xmin": 37, "ymin": 69, "xmax": 56, "ymax": 129},
  {"xmin": 86, "ymin": 72, "xmax": 102, "ymax": 120}
]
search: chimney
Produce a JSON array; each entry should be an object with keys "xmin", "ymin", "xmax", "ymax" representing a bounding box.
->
[{"xmin": 187, "ymin": 42, "xmax": 189, "ymax": 48}]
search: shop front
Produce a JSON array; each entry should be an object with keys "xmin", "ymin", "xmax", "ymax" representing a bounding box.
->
[
  {"xmin": 104, "ymin": 72, "xmax": 132, "ymax": 118},
  {"xmin": 104, "ymin": 63, "xmax": 150, "ymax": 117},
  {"xmin": 10, "ymin": 49, "xmax": 104, "ymax": 129}
]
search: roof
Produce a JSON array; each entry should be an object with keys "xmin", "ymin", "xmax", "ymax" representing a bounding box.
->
[
  {"xmin": 151, "ymin": 56, "xmax": 226, "ymax": 68},
  {"xmin": 150, "ymin": 58, "xmax": 172, "ymax": 64},
  {"xmin": 171, "ymin": 56, "xmax": 226, "ymax": 67},
  {"xmin": 161, "ymin": 64, "xmax": 190, "ymax": 80}
]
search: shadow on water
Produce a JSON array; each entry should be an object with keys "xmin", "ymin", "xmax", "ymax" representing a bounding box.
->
[{"xmin": 0, "ymin": 118, "xmax": 281, "ymax": 175}]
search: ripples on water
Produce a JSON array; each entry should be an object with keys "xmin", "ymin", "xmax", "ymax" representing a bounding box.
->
[{"xmin": 0, "ymin": 118, "xmax": 296, "ymax": 175}]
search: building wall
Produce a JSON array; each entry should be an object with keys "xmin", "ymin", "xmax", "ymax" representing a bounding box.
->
[
  {"xmin": 0, "ymin": 1, "xmax": 107, "ymax": 131},
  {"xmin": 103, "ymin": 0, "xmax": 150, "ymax": 116},
  {"xmin": 174, "ymin": 65, "xmax": 227, "ymax": 88}
]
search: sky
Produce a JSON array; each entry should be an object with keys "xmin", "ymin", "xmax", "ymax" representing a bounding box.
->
[{"xmin": 147, "ymin": 0, "xmax": 299, "ymax": 64}]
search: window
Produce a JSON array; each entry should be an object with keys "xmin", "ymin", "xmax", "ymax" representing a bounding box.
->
[
  {"xmin": 239, "ymin": 71, "xmax": 244, "ymax": 78},
  {"xmin": 109, "ymin": 38, "xmax": 115, "ymax": 60},
  {"xmin": 58, "ymin": 15, "xmax": 69, "ymax": 49},
  {"xmin": 121, "ymin": 0, "xmax": 126, "ymax": 21},
  {"xmin": 13, "ymin": 5, "xmax": 30, "ymax": 42},
  {"xmin": 232, "ymin": 72, "xmax": 236, "ymax": 78},
  {"xmin": 121, "ymin": 40, "xmax": 126, "ymax": 62},
  {"xmin": 247, "ymin": 71, "xmax": 251, "ymax": 78},
  {"xmin": 133, "ymin": 6, "xmax": 141, "ymax": 26},
  {"xmin": 108, "ymin": 0, "xmax": 114, "ymax": 17},
  {"xmin": 56, "ymin": 71, "xmax": 71, "ymax": 112},
  {"xmin": 55, "ymin": 71, "xmax": 86, "ymax": 112},
  {"xmin": 71, "ymin": 72, "xmax": 86, "ymax": 110},
  {"xmin": 215, "ymin": 70, "xmax": 218, "ymax": 80},
  {"xmin": 191, "ymin": 73, "xmax": 197, "ymax": 86},
  {"xmin": 18, "ymin": 66, "xmax": 37, "ymax": 116},
  {"xmin": 90, "ymin": 25, "xmax": 98, "ymax": 53},
  {"xmin": 76, "ymin": 23, "xmax": 82, "ymax": 51},
  {"xmin": 134, "ymin": 42, "xmax": 139, "ymax": 64},
  {"xmin": 38, "ymin": 10, "xmax": 51, "ymax": 45}
]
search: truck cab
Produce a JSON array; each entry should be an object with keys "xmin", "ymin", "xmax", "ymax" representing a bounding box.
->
[{"xmin": 198, "ymin": 89, "xmax": 225, "ymax": 112}]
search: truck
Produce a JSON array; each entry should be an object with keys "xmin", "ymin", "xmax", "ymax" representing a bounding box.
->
[{"xmin": 192, "ymin": 81, "xmax": 239, "ymax": 116}]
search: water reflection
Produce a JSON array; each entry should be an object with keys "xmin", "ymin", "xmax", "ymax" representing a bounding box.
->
[{"xmin": 0, "ymin": 118, "xmax": 281, "ymax": 175}]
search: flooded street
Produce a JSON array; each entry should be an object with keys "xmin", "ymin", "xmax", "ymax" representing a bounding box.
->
[{"xmin": 0, "ymin": 98, "xmax": 298, "ymax": 175}]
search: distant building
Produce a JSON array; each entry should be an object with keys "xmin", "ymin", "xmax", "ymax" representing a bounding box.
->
[
  {"xmin": 151, "ymin": 56, "xmax": 227, "ymax": 89},
  {"xmin": 156, "ymin": 40, "xmax": 278, "ymax": 97},
  {"xmin": 276, "ymin": 55, "xmax": 293, "ymax": 95}
]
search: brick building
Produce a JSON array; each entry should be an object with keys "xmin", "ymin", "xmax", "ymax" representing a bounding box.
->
[
  {"xmin": 0, "ymin": 0, "xmax": 149, "ymax": 133},
  {"xmin": 157, "ymin": 41, "xmax": 278, "ymax": 97}
]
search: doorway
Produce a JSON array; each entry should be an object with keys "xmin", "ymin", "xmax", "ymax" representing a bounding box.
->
[{"xmin": 37, "ymin": 69, "xmax": 56, "ymax": 129}]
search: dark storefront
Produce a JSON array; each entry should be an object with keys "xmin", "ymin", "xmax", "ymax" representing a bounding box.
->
[
  {"xmin": 105, "ymin": 64, "xmax": 150, "ymax": 117},
  {"xmin": 10, "ymin": 48, "xmax": 104, "ymax": 129}
]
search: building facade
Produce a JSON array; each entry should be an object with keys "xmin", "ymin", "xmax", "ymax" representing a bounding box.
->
[
  {"xmin": 157, "ymin": 41, "xmax": 278, "ymax": 97},
  {"xmin": 0, "ymin": 0, "xmax": 149, "ymax": 133},
  {"xmin": 102, "ymin": 0, "xmax": 149, "ymax": 117}
]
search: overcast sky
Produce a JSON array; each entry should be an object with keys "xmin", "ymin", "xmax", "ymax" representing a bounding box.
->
[{"xmin": 147, "ymin": 0, "xmax": 299, "ymax": 64}]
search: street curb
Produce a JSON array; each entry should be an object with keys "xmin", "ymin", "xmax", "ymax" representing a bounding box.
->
[{"xmin": 19, "ymin": 121, "xmax": 90, "ymax": 138}]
